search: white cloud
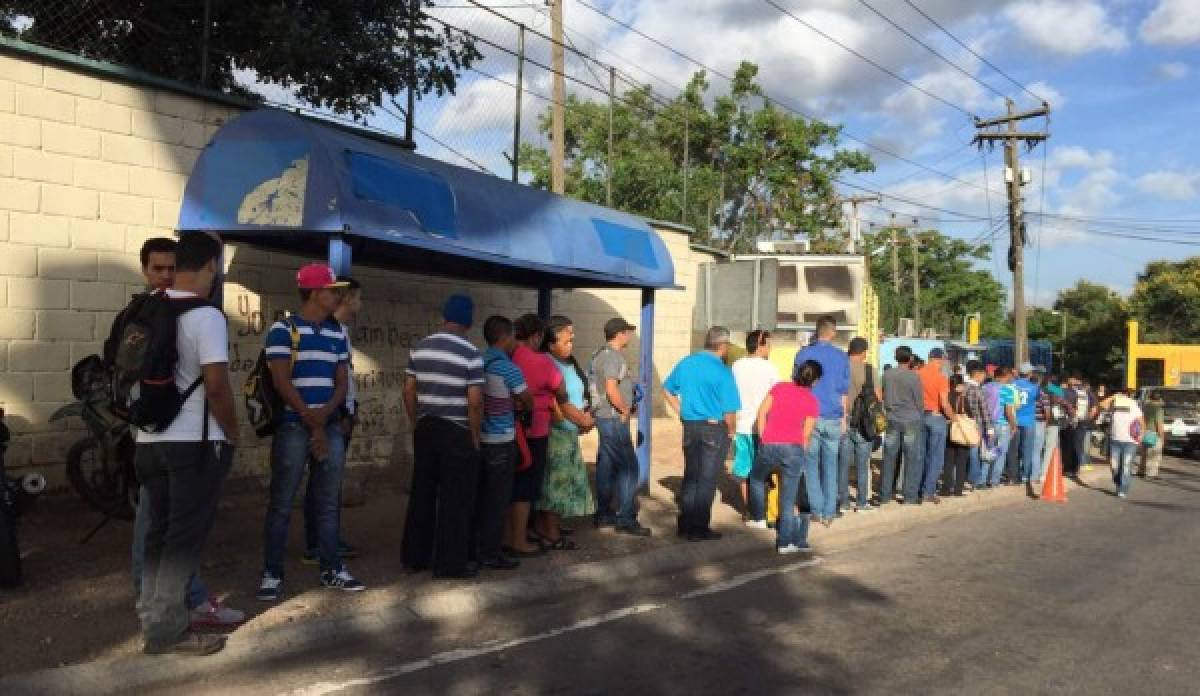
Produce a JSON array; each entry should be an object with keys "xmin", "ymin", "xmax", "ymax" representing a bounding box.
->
[
  {"xmin": 1024, "ymin": 80, "xmax": 1065, "ymax": 108},
  {"xmin": 1005, "ymin": 1, "xmax": 1128, "ymax": 56},
  {"xmin": 1140, "ymin": 0, "xmax": 1200, "ymax": 46},
  {"xmin": 1156, "ymin": 61, "xmax": 1190, "ymax": 80},
  {"xmin": 1135, "ymin": 170, "xmax": 1200, "ymax": 200}
]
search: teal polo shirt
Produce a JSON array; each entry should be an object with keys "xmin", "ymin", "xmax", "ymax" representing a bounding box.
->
[{"xmin": 663, "ymin": 351, "xmax": 741, "ymax": 421}]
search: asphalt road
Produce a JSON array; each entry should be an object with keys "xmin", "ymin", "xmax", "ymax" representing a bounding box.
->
[{"xmin": 181, "ymin": 454, "xmax": 1200, "ymax": 695}]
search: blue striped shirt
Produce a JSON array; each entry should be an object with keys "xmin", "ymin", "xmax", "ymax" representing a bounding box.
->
[
  {"xmin": 265, "ymin": 316, "xmax": 349, "ymax": 422},
  {"xmin": 407, "ymin": 332, "xmax": 484, "ymax": 427},
  {"xmin": 482, "ymin": 346, "xmax": 527, "ymax": 443}
]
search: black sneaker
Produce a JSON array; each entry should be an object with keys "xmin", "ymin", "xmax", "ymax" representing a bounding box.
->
[
  {"xmin": 320, "ymin": 568, "xmax": 366, "ymax": 592},
  {"xmin": 616, "ymin": 523, "xmax": 653, "ymax": 537},
  {"xmin": 144, "ymin": 632, "xmax": 226, "ymax": 656}
]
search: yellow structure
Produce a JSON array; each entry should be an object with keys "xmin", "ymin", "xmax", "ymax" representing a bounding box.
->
[
  {"xmin": 1126, "ymin": 320, "xmax": 1200, "ymax": 389},
  {"xmin": 766, "ymin": 278, "xmax": 881, "ymax": 378}
]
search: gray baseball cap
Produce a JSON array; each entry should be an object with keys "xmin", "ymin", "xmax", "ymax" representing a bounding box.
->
[{"xmin": 1018, "ymin": 361, "xmax": 1034, "ymax": 374}]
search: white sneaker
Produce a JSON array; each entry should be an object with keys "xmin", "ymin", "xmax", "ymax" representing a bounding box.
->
[
  {"xmin": 256, "ymin": 573, "xmax": 283, "ymax": 602},
  {"xmin": 778, "ymin": 544, "xmax": 801, "ymax": 555},
  {"xmin": 321, "ymin": 568, "xmax": 366, "ymax": 592},
  {"xmin": 190, "ymin": 597, "xmax": 246, "ymax": 627},
  {"xmin": 744, "ymin": 519, "xmax": 768, "ymax": 529}
]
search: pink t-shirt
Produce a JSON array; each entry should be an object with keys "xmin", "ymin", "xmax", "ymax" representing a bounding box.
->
[
  {"xmin": 760, "ymin": 383, "xmax": 820, "ymax": 446},
  {"xmin": 512, "ymin": 344, "xmax": 563, "ymax": 439}
]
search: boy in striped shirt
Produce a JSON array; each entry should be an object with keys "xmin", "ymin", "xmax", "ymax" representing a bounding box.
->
[{"xmin": 257, "ymin": 263, "xmax": 364, "ymax": 601}]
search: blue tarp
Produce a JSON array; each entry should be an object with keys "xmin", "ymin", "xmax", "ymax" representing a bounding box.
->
[{"xmin": 178, "ymin": 108, "xmax": 675, "ymax": 289}]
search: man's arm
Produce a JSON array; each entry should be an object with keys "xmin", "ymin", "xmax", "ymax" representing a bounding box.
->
[
  {"xmin": 515, "ymin": 390, "xmax": 534, "ymax": 412},
  {"xmin": 663, "ymin": 390, "xmax": 681, "ymax": 417},
  {"xmin": 605, "ymin": 378, "xmax": 631, "ymax": 418},
  {"xmin": 403, "ymin": 375, "xmax": 418, "ymax": 424},
  {"xmin": 324, "ymin": 362, "xmax": 349, "ymax": 422},
  {"xmin": 202, "ymin": 363, "xmax": 238, "ymax": 445},
  {"xmin": 1005, "ymin": 403, "xmax": 1017, "ymax": 429},
  {"xmin": 755, "ymin": 394, "xmax": 773, "ymax": 437},
  {"xmin": 939, "ymin": 387, "xmax": 956, "ymax": 419},
  {"xmin": 268, "ymin": 359, "xmax": 313, "ymax": 420},
  {"xmin": 467, "ymin": 384, "xmax": 483, "ymax": 450},
  {"xmin": 724, "ymin": 411, "xmax": 737, "ymax": 437}
]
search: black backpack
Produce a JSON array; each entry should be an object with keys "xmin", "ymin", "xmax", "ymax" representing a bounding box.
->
[
  {"xmin": 243, "ymin": 317, "xmax": 300, "ymax": 438},
  {"xmin": 851, "ymin": 364, "xmax": 886, "ymax": 443},
  {"xmin": 106, "ymin": 291, "xmax": 216, "ymax": 433}
]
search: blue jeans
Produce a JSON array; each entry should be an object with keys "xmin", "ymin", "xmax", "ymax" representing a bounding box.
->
[
  {"xmin": 987, "ymin": 422, "xmax": 1012, "ymax": 486},
  {"xmin": 1031, "ymin": 422, "xmax": 1047, "ymax": 481},
  {"xmin": 804, "ymin": 418, "xmax": 842, "ymax": 519},
  {"xmin": 1111, "ymin": 441, "xmax": 1137, "ymax": 495},
  {"xmin": 263, "ymin": 420, "xmax": 346, "ymax": 577},
  {"xmin": 967, "ymin": 444, "xmax": 982, "ymax": 486},
  {"xmin": 838, "ymin": 430, "xmax": 872, "ymax": 507},
  {"xmin": 921, "ymin": 413, "xmax": 948, "ymax": 498},
  {"xmin": 594, "ymin": 417, "xmax": 640, "ymax": 527},
  {"xmin": 1015, "ymin": 424, "xmax": 1037, "ymax": 482},
  {"xmin": 751, "ymin": 444, "xmax": 810, "ymax": 549},
  {"xmin": 678, "ymin": 421, "xmax": 730, "ymax": 534},
  {"xmin": 133, "ymin": 486, "xmax": 208, "ymax": 610},
  {"xmin": 881, "ymin": 420, "xmax": 920, "ymax": 503}
]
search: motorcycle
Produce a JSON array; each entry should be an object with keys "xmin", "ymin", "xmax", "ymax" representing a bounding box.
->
[{"xmin": 0, "ymin": 408, "xmax": 47, "ymax": 588}]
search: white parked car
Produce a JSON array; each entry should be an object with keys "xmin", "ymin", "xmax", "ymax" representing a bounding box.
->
[{"xmin": 1137, "ymin": 387, "xmax": 1200, "ymax": 452}]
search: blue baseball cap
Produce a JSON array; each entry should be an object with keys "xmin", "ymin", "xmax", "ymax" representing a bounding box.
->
[{"xmin": 443, "ymin": 294, "xmax": 474, "ymax": 328}]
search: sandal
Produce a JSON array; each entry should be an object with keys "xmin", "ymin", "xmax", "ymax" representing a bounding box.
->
[{"xmin": 540, "ymin": 536, "xmax": 579, "ymax": 551}]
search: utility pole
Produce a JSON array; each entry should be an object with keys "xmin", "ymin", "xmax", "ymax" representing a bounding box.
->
[
  {"xmin": 550, "ymin": 0, "xmax": 566, "ymax": 195},
  {"xmin": 606, "ymin": 65, "xmax": 615, "ymax": 207},
  {"xmin": 912, "ymin": 233, "xmax": 921, "ymax": 333},
  {"xmin": 974, "ymin": 99, "xmax": 1050, "ymax": 367},
  {"xmin": 839, "ymin": 194, "xmax": 880, "ymax": 253}
]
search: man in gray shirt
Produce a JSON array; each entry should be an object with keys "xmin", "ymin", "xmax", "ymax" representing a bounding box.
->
[{"xmin": 880, "ymin": 345, "xmax": 924, "ymax": 505}]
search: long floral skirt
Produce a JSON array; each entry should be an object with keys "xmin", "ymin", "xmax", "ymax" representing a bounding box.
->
[{"xmin": 537, "ymin": 427, "xmax": 596, "ymax": 518}]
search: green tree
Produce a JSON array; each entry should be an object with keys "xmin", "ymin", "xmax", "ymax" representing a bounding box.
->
[
  {"xmin": 0, "ymin": 0, "xmax": 479, "ymax": 118},
  {"xmin": 1130, "ymin": 257, "xmax": 1200, "ymax": 343},
  {"xmin": 519, "ymin": 63, "xmax": 873, "ymax": 250},
  {"xmin": 861, "ymin": 228, "xmax": 1006, "ymax": 338},
  {"xmin": 1052, "ymin": 280, "xmax": 1129, "ymax": 384}
]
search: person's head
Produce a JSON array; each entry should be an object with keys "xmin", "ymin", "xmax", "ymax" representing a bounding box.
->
[
  {"xmin": 794, "ymin": 359, "xmax": 823, "ymax": 388},
  {"xmin": 542, "ymin": 315, "xmax": 576, "ymax": 361},
  {"xmin": 1018, "ymin": 361, "xmax": 1034, "ymax": 379},
  {"xmin": 297, "ymin": 263, "xmax": 349, "ymax": 317},
  {"xmin": 928, "ymin": 347, "xmax": 946, "ymax": 366},
  {"xmin": 514, "ymin": 313, "xmax": 545, "ymax": 349},
  {"xmin": 483, "ymin": 315, "xmax": 516, "ymax": 354},
  {"xmin": 334, "ymin": 276, "xmax": 362, "ymax": 321},
  {"xmin": 966, "ymin": 359, "xmax": 986, "ymax": 381},
  {"xmin": 746, "ymin": 329, "xmax": 771, "ymax": 359},
  {"xmin": 847, "ymin": 336, "xmax": 868, "ymax": 362},
  {"xmin": 994, "ymin": 365, "xmax": 1013, "ymax": 383},
  {"xmin": 173, "ymin": 233, "xmax": 221, "ymax": 297},
  {"xmin": 604, "ymin": 317, "xmax": 636, "ymax": 349},
  {"xmin": 815, "ymin": 315, "xmax": 837, "ymax": 341},
  {"xmin": 439, "ymin": 293, "xmax": 475, "ymax": 333},
  {"xmin": 910, "ymin": 356, "xmax": 924, "ymax": 370},
  {"xmin": 705, "ymin": 325, "xmax": 732, "ymax": 359},
  {"xmin": 140, "ymin": 237, "xmax": 177, "ymax": 290},
  {"xmin": 895, "ymin": 345, "xmax": 913, "ymax": 366}
]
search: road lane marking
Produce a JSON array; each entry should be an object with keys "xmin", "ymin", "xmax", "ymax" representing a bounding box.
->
[{"xmin": 287, "ymin": 558, "xmax": 822, "ymax": 696}]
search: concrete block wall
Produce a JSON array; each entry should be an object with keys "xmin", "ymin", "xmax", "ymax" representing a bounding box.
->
[{"xmin": 0, "ymin": 49, "xmax": 718, "ymax": 487}]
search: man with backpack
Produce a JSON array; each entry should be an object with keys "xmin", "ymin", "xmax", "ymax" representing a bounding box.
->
[
  {"xmin": 841, "ymin": 337, "xmax": 881, "ymax": 513},
  {"xmin": 130, "ymin": 233, "xmax": 239, "ymax": 656},
  {"xmin": 125, "ymin": 237, "xmax": 244, "ymax": 632},
  {"xmin": 257, "ymin": 264, "xmax": 364, "ymax": 601}
]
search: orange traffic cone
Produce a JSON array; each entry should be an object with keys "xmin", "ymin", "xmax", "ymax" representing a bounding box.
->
[{"xmin": 1041, "ymin": 447, "xmax": 1067, "ymax": 502}]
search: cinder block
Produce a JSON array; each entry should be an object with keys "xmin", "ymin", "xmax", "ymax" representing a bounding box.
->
[
  {"xmin": 0, "ymin": 311, "xmax": 35, "ymax": 339},
  {"xmin": 44, "ymin": 67, "xmax": 103, "ymax": 98},
  {"xmin": 70, "ymin": 280, "xmax": 127, "ymax": 311},
  {"xmin": 1, "ymin": 373, "xmax": 34, "ymax": 400},
  {"xmin": 8, "ymin": 276, "xmax": 68, "ymax": 309},
  {"xmin": 0, "ymin": 55, "xmax": 43, "ymax": 86},
  {"xmin": 99, "ymin": 192, "xmax": 154, "ymax": 226},
  {"xmin": 75, "ymin": 98, "xmax": 131, "ymax": 134},
  {"xmin": 9, "ymin": 341, "xmax": 71, "ymax": 372},
  {"xmin": 154, "ymin": 92, "xmax": 206, "ymax": 122},
  {"xmin": 71, "ymin": 218, "xmax": 126, "ymax": 251},
  {"xmin": 36, "ymin": 310, "xmax": 95, "ymax": 341},
  {"xmin": 129, "ymin": 167, "xmax": 186, "ymax": 201},
  {"xmin": 97, "ymin": 252, "xmax": 143, "ymax": 284},
  {"xmin": 33, "ymin": 371, "xmax": 74, "ymax": 402},
  {"xmin": 74, "ymin": 159, "xmax": 130, "ymax": 193},
  {"xmin": 38, "ymin": 248, "xmax": 98, "ymax": 281},
  {"xmin": 101, "ymin": 83, "xmax": 153, "ymax": 110},
  {"xmin": 101, "ymin": 132, "xmax": 156, "ymax": 167},
  {"xmin": 70, "ymin": 340, "xmax": 103, "ymax": 364},
  {"xmin": 0, "ymin": 81, "xmax": 13, "ymax": 112},
  {"xmin": 40, "ymin": 122, "xmax": 99, "ymax": 157},
  {"xmin": 40, "ymin": 184, "xmax": 98, "ymax": 219},
  {"xmin": 12, "ymin": 148, "xmax": 74, "ymax": 185},
  {"xmin": 0, "ymin": 144, "xmax": 11, "ymax": 177},
  {"xmin": 0, "ymin": 210, "xmax": 9, "ymax": 241},
  {"xmin": 153, "ymin": 142, "xmax": 200, "ymax": 173},
  {"xmin": 10, "ymin": 213, "xmax": 70, "ymax": 247},
  {"xmin": 0, "ymin": 113, "xmax": 40, "ymax": 148},
  {"xmin": 181, "ymin": 121, "xmax": 208, "ymax": 149},
  {"xmin": 131, "ymin": 109, "xmax": 185, "ymax": 144},
  {"xmin": 15, "ymin": 84, "xmax": 75, "ymax": 124},
  {"xmin": 153, "ymin": 200, "xmax": 181, "ymax": 228},
  {"xmin": 0, "ymin": 242, "xmax": 38, "ymax": 275}
]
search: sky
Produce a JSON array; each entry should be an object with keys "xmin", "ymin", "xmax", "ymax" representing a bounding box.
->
[{"xmin": 353, "ymin": 0, "xmax": 1200, "ymax": 308}]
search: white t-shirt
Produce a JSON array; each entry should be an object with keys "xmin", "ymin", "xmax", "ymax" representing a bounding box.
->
[
  {"xmin": 1109, "ymin": 395, "xmax": 1143, "ymax": 444},
  {"xmin": 136, "ymin": 289, "xmax": 229, "ymax": 443},
  {"xmin": 731, "ymin": 356, "xmax": 780, "ymax": 435}
]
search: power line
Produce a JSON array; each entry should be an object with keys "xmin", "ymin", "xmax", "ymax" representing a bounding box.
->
[
  {"xmin": 902, "ymin": 0, "xmax": 1047, "ymax": 105},
  {"xmin": 764, "ymin": 0, "xmax": 976, "ymax": 118},
  {"xmin": 381, "ymin": 101, "xmax": 496, "ymax": 175}
]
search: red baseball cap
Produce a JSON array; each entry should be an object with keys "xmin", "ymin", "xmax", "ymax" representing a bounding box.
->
[{"xmin": 296, "ymin": 263, "xmax": 350, "ymax": 290}]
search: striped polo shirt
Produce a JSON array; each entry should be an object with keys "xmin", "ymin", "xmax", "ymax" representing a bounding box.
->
[
  {"xmin": 481, "ymin": 346, "xmax": 528, "ymax": 444},
  {"xmin": 407, "ymin": 331, "xmax": 484, "ymax": 427},
  {"xmin": 265, "ymin": 315, "xmax": 349, "ymax": 422}
]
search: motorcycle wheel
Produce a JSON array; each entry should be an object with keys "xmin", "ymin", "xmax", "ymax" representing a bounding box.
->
[
  {"xmin": 0, "ymin": 509, "xmax": 21, "ymax": 588},
  {"xmin": 66, "ymin": 437, "xmax": 135, "ymax": 521}
]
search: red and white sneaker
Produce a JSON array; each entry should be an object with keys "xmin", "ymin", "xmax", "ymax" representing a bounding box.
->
[{"xmin": 190, "ymin": 596, "xmax": 247, "ymax": 629}]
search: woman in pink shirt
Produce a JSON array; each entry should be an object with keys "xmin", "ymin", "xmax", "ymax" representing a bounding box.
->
[{"xmin": 748, "ymin": 359, "xmax": 823, "ymax": 554}]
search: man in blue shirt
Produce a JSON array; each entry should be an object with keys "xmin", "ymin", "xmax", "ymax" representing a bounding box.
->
[
  {"xmin": 663, "ymin": 326, "xmax": 741, "ymax": 542},
  {"xmin": 1010, "ymin": 362, "xmax": 1042, "ymax": 486},
  {"xmin": 793, "ymin": 316, "xmax": 850, "ymax": 524}
]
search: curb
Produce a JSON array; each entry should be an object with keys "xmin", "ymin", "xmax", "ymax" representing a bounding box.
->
[{"xmin": 0, "ymin": 467, "xmax": 1109, "ymax": 695}]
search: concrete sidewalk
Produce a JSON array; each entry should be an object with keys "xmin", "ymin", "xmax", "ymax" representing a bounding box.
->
[{"xmin": 0, "ymin": 420, "xmax": 1115, "ymax": 692}]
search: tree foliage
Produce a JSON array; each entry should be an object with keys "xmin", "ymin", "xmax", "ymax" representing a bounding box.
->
[
  {"xmin": 0, "ymin": 0, "xmax": 479, "ymax": 119},
  {"xmin": 1040, "ymin": 280, "xmax": 1129, "ymax": 384},
  {"xmin": 1130, "ymin": 257, "xmax": 1200, "ymax": 344},
  {"xmin": 518, "ymin": 63, "xmax": 873, "ymax": 251}
]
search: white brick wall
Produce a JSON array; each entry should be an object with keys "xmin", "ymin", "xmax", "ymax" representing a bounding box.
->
[{"xmin": 0, "ymin": 49, "xmax": 719, "ymax": 489}]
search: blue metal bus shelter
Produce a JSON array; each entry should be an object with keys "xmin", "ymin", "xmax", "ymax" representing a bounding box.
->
[{"xmin": 177, "ymin": 108, "xmax": 675, "ymax": 482}]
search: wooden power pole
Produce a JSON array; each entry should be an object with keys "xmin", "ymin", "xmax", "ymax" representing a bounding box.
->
[
  {"xmin": 840, "ymin": 194, "xmax": 880, "ymax": 253},
  {"xmin": 550, "ymin": 0, "xmax": 566, "ymax": 195},
  {"xmin": 974, "ymin": 99, "xmax": 1049, "ymax": 367}
]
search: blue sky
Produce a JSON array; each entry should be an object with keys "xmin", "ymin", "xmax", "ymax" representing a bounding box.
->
[{"xmin": 342, "ymin": 1, "xmax": 1200, "ymax": 306}]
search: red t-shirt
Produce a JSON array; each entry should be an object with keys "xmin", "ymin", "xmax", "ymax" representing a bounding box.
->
[
  {"xmin": 760, "ymin": 383, "xmax": 819, "ymax": 446},
  {"xmin": 512, "ymin": 344, "xmax": 563, "ymax": 439}
]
